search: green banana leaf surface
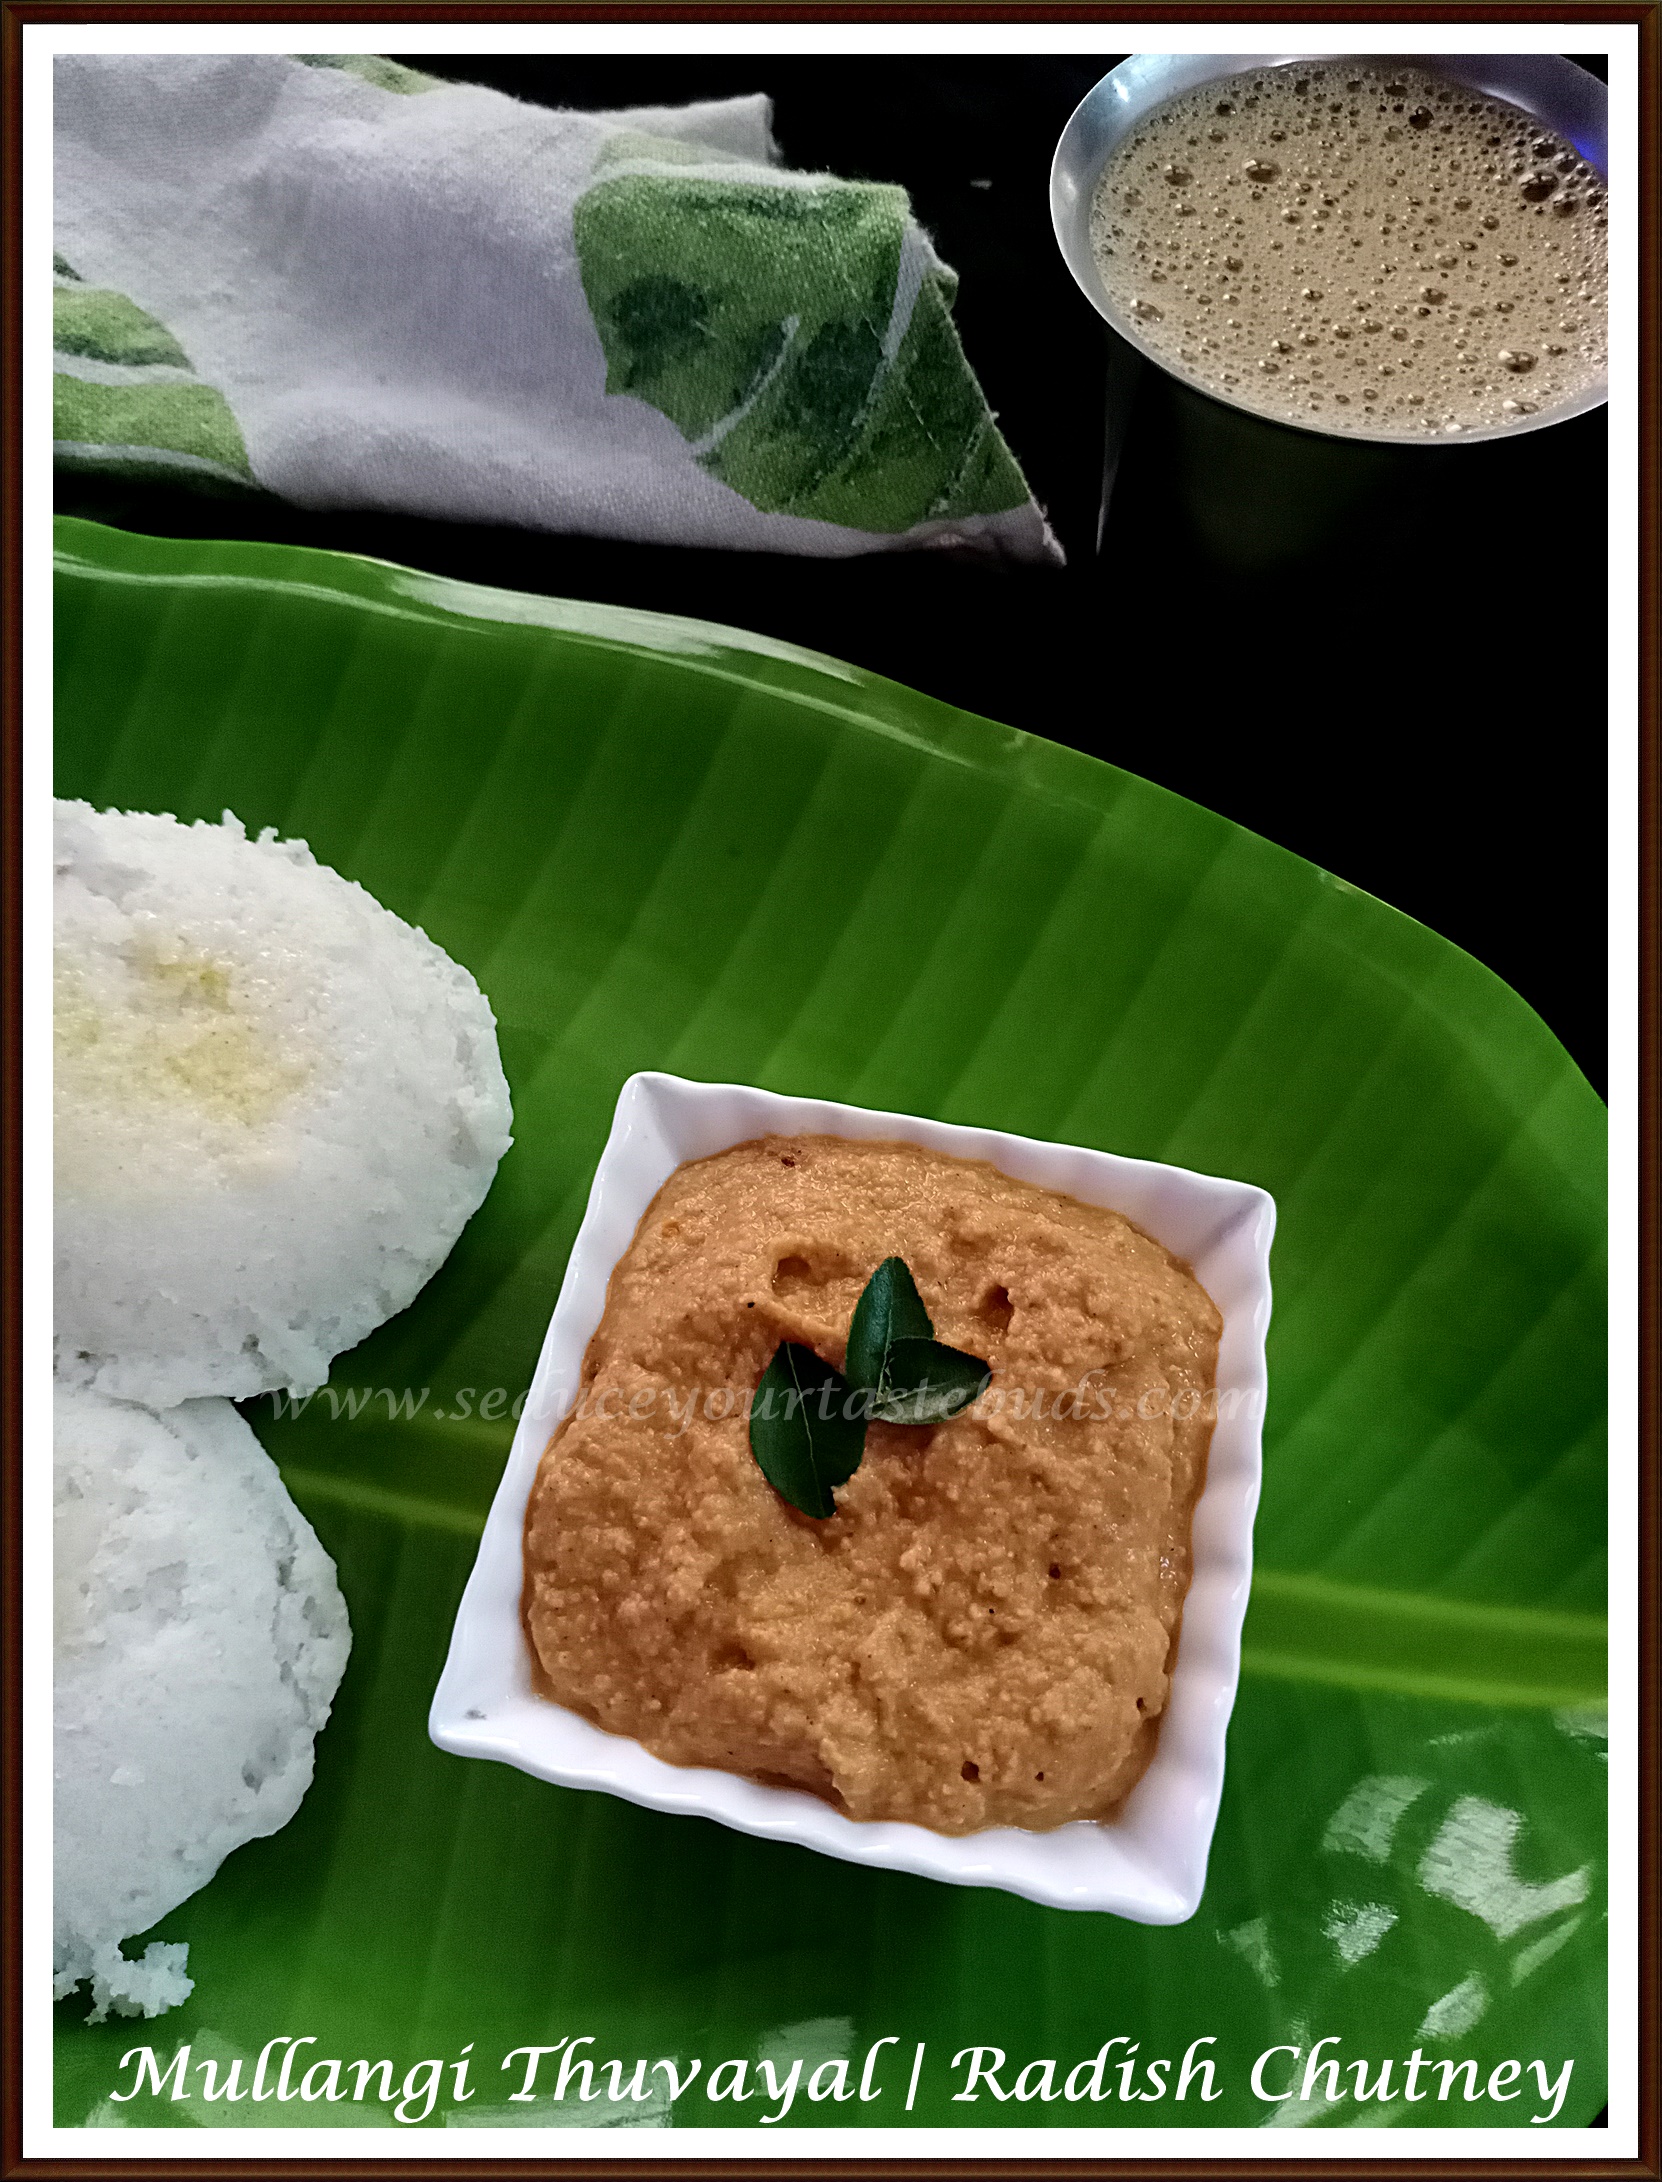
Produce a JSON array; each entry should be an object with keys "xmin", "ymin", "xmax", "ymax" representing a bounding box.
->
[{"xmin": 51, "ymin": 515, "xmax": 1607, "ymax": 2133}]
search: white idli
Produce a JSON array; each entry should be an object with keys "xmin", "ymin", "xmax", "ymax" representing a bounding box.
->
[
  {"xmin": 54, "ymin": 1383, "xmax": 351, "ymax": 2020},
  {"xmin": 54, "ymin": 801, "xmax": 513, "ymax": 1406}
]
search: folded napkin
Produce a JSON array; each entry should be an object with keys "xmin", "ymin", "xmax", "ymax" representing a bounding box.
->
[{"xmin": 54, "ymin": 54, "xmax": 1060, "ymax": 562}]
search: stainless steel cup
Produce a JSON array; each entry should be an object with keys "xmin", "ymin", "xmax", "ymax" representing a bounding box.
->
[{"xmin": 1051, "ymin": 55, "xmax": 1608, "ymax": 555}]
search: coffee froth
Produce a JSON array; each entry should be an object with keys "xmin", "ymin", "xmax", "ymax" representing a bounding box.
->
[{"xmin": 1089, "ymin": 63, "xmax": 1606, "ymax": 437}]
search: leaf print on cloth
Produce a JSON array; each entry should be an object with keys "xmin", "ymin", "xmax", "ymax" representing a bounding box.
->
[
  {"xmin": 53, "ymin": 269, "xmax": 255, "ymax": 490},
  {"xmin": 54, "ymin": 379, "xmax": 254, "ymax": 485},
  {"xmin": 294, "ymin": 54, "xmax": 441, "ymax": 96},
  {"xmin": 574, "ymin": 174, "xmax": 1029, "ymax": 534},
  {"xmin": 54, "ymin": 284, "xmax": 191, "ymax": 369},
  {"xmin": 594, "ymin": 129, "xmax": 754, "ymax": 171}
]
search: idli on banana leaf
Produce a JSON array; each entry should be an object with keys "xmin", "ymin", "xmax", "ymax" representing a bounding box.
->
[
  {"xmin": 53, "ymin": 1383, "xmax": 351, "ymax": 2020},
  {"xmin": 54, "ymin": 801, "xmax": 513, "ymax": 1407}
]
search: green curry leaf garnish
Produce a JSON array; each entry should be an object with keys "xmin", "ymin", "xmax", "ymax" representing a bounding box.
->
[
  {"xmin": 750, "ymin": 1257, "xmax": 991, "ymax": 1517},
  {"xmin": 748, "ymin": 1342, "xmax": 866, "ymax": 1520}
]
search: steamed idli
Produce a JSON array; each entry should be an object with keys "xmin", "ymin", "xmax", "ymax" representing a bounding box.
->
[
  {"xmin": 54, "ymin": 801, "xmax": 513, "ymax": 1406},
  {"xmin": 54, "ymin": 1383, "xmax": 351, "ymax": 2020}
]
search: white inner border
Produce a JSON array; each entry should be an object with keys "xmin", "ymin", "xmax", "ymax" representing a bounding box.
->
[{"xmin": 21, "ymin": 15, "xmax": 1636, "ymax": 2165}]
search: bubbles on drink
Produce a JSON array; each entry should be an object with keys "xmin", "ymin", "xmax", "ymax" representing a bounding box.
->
[{"xmin": 1087, "ymin": 62, "xmax": 1606, "ymax": 437}]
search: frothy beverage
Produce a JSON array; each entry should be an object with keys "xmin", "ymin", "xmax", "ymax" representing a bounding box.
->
[{"xmin": 1089, "ymin": 62, "xmax": 1606, "ymax": 437}]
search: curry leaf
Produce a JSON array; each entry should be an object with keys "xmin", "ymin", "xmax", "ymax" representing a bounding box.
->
[
  {"xmin": 868, "ymin": 1336, "xmax": 992, "ymax": 1426},
  {"xmin": 749, "ymin": 1341, "xmax": 867, "ymax": 1519},
  {"xmin": 752, "ymin": 1262, "xmax": 993, "ymax": 1513},
  {"xmin": 845, "ymin": 1255, "xmax": 934, "ymax": 1390}
]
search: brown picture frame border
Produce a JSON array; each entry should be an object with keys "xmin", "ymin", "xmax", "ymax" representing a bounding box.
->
[{"xmin": 2, "ymin": 5, "xmax": 1654, "ymax": 2175}]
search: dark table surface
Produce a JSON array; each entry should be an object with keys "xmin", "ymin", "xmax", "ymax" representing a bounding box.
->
[{"xmin": 57, "ymin": 55, "xmax": 1610, "ymax": 1096}]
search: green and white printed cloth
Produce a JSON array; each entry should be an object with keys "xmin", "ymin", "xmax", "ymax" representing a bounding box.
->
[{"xmin": 54, "ymin": 54, "xmax": 1060, "ymax": 561}]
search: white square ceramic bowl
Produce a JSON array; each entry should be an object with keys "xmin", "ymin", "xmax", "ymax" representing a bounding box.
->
[{"xmin": 430, "ymin": 1072, "xmax": 1274, "ymax": 1922}]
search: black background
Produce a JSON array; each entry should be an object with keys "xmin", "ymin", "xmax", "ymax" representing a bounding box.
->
[{"xmin": 57, "ymin": 55, "xmax": 1610, "ymax": 1094}]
